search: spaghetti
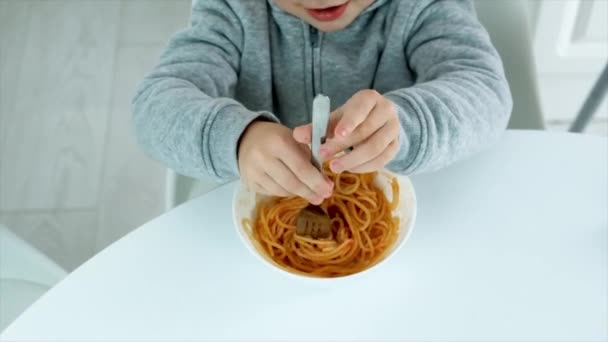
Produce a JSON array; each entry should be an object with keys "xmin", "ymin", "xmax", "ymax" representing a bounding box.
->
[{"xmin": 244, "ymin": 167, "xmax": 400, "ymax": 278}]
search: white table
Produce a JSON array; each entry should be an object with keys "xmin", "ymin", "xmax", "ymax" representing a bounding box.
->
[{"xmin": 2, "ymin": 131, "xmax": 607, "ymax": 341}]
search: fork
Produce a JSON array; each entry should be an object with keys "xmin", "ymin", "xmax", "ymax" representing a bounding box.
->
[{"xmin": 295, "ymin": 94, "xmax": 332, "ymax": 239}]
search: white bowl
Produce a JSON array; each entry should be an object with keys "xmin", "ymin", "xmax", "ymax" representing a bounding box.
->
[{"xmin": 232, "ymin": 169, "xmax": 417, "ymax": 282}]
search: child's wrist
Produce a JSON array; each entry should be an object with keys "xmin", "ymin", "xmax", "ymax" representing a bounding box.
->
[{"xmin": 237, "ymin": 119, "xmax": 273, "ymax": 161}]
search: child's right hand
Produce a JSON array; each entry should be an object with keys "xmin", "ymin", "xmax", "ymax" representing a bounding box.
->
[{"xmin": 237, "ymin": 121, "xmax": 333, "ymax": 205}]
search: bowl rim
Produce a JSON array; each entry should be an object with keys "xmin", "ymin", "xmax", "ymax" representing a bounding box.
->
[{"xmin": 232, "ymin": 170, "xmax": 417, "ymax": 281}]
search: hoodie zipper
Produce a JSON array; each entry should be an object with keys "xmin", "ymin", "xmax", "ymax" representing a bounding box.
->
[{"xmin": 310, "ymin": 26, "xmax": 320, "ymax": 98}]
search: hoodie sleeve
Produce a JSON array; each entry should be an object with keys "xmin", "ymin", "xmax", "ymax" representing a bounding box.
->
[
  {"xmin": 384, "ymin": 0, "xmax": 513, "ymax": 174},
  {"xmin": 131, "ymin": 0, "xmax": 278, "ymax": 182}
]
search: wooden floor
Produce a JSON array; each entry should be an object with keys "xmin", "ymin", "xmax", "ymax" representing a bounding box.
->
[{"xmin": 0, "ymin": 0, "xmax": 605, "ymax": 271}]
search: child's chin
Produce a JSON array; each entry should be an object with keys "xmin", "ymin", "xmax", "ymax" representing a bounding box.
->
[{"xmin": 308, "ymin": 17, "xmax": 355, "ymax": 32}]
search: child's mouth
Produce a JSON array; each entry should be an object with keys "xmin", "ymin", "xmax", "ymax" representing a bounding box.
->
[{"xmin": 306, "ymin": 1, "xmax": 350, "ymax": 22}]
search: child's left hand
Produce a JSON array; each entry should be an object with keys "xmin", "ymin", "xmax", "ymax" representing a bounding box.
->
[{"xmin": 293, "ymin": 89, "xmax": 401, "ymax": 173}]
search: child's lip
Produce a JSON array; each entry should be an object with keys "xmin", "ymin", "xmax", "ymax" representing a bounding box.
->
[{"xmin": 306, "ymin": 1, "xmax": 350, "ymax": 22}]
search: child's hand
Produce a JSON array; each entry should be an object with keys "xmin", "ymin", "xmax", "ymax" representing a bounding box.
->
[
  {"xmin": 293, "ymin": 90, "xmax": 400, "ymax": 173},
  {"xmin": 238, "ymin": 121, "xmax": 333, "ymax": 205}
]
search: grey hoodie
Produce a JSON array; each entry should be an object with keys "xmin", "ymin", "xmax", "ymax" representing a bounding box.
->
[{"xmin": 132, "ymin": 0, "xmax": 512, "ymax": 182}]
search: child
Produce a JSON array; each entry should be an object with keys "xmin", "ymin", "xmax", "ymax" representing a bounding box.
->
[{"xmin": 132, "ymin": 0, "xmax": 512, "ymax": 205}]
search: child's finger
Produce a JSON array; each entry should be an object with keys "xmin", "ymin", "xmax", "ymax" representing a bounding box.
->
[
  {"xmin": 320, "ymin": 106, "xmax": 386, "ymax": 159},
  {"xmin": 261, "ymin": 173, "xmax": 291, "ymax": 197},
  {"xmin": 324, "ymin": 111, "xmax": 343, "ymax": 139},
  {"xmin": 346, "ymin": 139, "xmax": 399, "ymax": 174},
  {"xmin": 333, "ymin": 90, "xmax": 378, "ymax": 138},
  {"xmin": 280, "ymin": 146, "xmax": 333, "ymax": 198},
  {"xmin": 250, "ymin": 182, "xmax": 268, "ymax": 195},
  {"xmin": 266, "ymin": 159, "xmax": 323, "ymax": 204},
  {"xmin": 293, "ymin": 124, "xmax": 312, "ymax": 144},
  {"xmin": 329, "ymin": 123, "xmax": 397, "ymax": 173},
  {"xmin": 292, "ymin": 112, "xmax": 342, "ymax": 144}
]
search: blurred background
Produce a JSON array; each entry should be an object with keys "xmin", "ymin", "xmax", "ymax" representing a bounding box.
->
[{"xmin": 0, "ymin": 0, "xmax": 606, "ymax": 274}]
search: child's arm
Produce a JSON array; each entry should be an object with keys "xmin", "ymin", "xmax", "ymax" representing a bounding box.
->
[
  {"xmin": 295, "ymin": 0, "xmax": 512, "ymax": 175},
  {"xmin": 131, "ymin": 1, "xmax": 277, "ymax": 182},
  {"xmin": 132, "ymin": 1, "xmax": 331, "ymax": 202},
  {"xmin": 383, "ymin": 0, "xmax": 513, "ymax": 173}
]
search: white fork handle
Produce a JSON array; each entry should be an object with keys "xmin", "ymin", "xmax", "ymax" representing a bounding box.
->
[{"xmin": 311, "ymin": 94, "xmax": 330, "ymax": 170}]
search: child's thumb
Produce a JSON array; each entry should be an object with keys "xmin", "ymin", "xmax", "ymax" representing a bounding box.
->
[
  {"xmin": 293, "ymin": 124, "xmax": 312, "ymax": 144},
  {"xmin": 293, "ymin": 111, "xmax": 342, "ymax": 144}
]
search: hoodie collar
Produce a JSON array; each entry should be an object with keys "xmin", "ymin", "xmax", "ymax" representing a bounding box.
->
[{"xmin": 362, "ymin": 0, "xmax": 390, "ymax": 13}]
